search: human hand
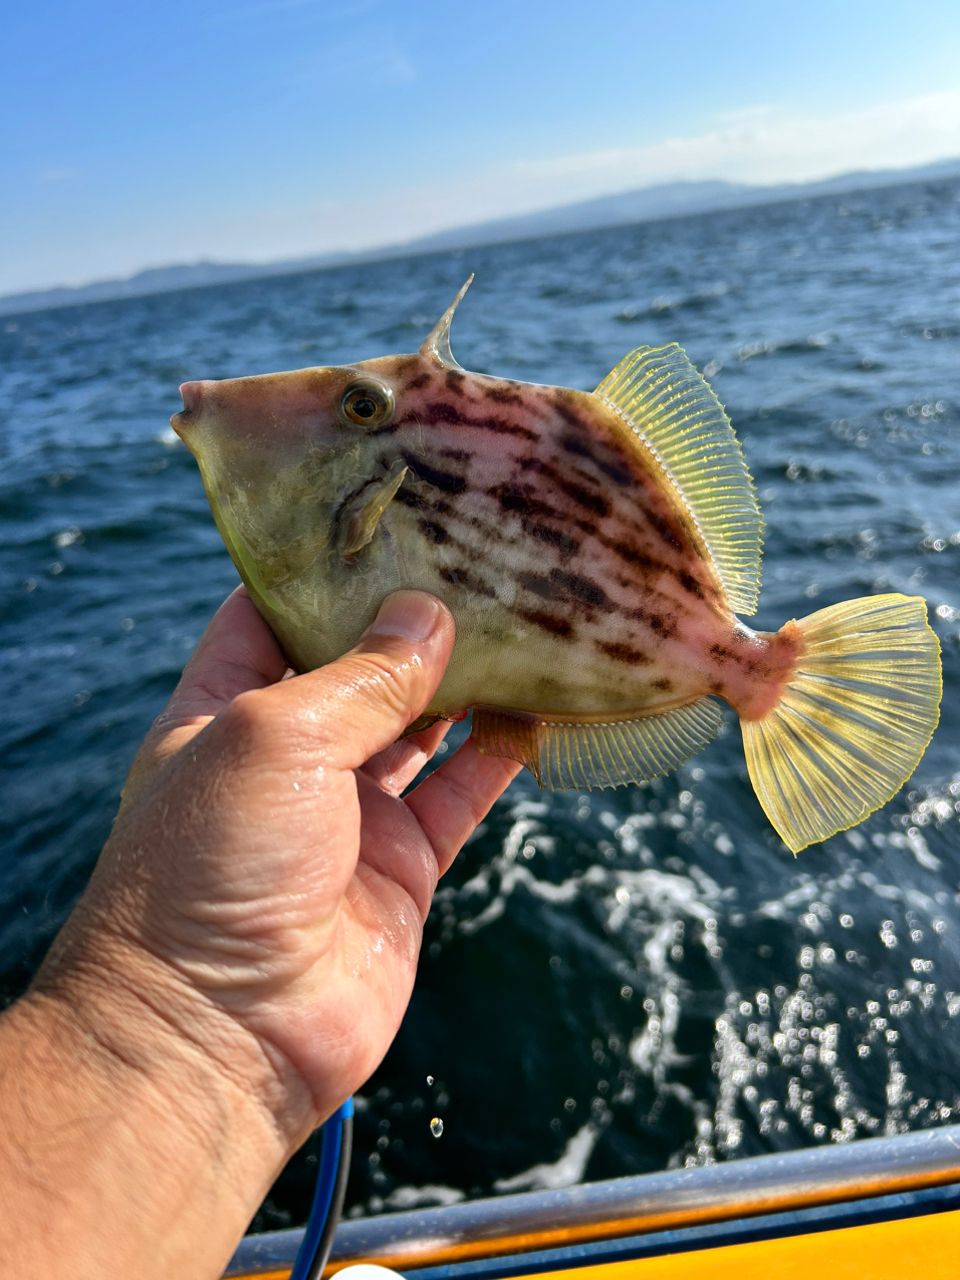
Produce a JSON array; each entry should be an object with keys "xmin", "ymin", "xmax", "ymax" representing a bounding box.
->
[{"xmin": 34, "ymin": 587, "xmax": 519, "ymax": 1149}]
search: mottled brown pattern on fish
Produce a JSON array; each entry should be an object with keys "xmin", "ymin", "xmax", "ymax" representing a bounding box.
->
[
  {"xmin": 390, "ymin": 355, "xmax": 422, "ymax": 379},
  {"xmin": 676, "ymin": 570, "xmax": 706, "ymax": 600},
  {"xmin": 183, "ymin": 344, "xmax": 767, "ymax": 721},
  {"xmin": 393, "ymin": 485, "xmax": 429, "ymax": 511},
  {"xmin": 517, "ymin": 607, "xmax": 574, "ymax": 639},
  {"xmin": 393, "ymin": 392, "xmax": 722, "ymax": 665},
  {"xmin": 522, "ymin": 520, "xmax": 580, "ymax": 557},
  {"xmin": 483, "ymin": 463, "xmax": 708, "ymax": 617},
  {"xmin": 617, "ymin": 604, "xmax": 678, "ymax": 642},
  {"xmin": 414, "ymin": 400, "xmax": 541, "ymax": 442},
  {"xmin": 484, "ymin": 385, "xmax": 526, "ymax": 407},
  {"xmin": 418, "ymin": 518, "xmax": 450, "ymax": 545},
  {"xmin": 550, "ymin": 569, "xmax": 612, "ymax": 611},
  {"xmin": 438, "ymin": 564, "xmax": 498, "ymax": 600},
  {"xmin": 516, "ymin": 455, "xmax": 611, "ymax": 518},
  {"xmin": 400, "ymin": 452, "xmax": 468, "ymax": 495},
  {"xmin": 517, "ymin": 569, "xmax": 611, "ymax": 613},
  {"xmin": 596, "ymin": 640, "xmax": 653, "ymax": 666},
  {"xmin": 559, "ymin": 432, "xmax": 634, "ymax": 486}
]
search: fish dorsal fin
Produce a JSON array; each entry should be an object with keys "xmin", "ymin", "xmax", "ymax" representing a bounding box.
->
[
  {"xmin": 472, "ymin": 698, "xmax": 723, "ymax": 790},
  {"xmin": 420, "ymin": 275, "xmax": 474, "ymax": 369},
  {"xmin": 595, "ymin": 344, "xmax": 763, "ymax": 616}
]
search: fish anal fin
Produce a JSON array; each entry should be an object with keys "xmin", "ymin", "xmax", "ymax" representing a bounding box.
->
[
  {"xmin": 595, "ymin": 344, "xmax": 763, "ymax": 615},
  {"xmin": 471, "ymin": 698, "xmax": 723, "ymax": 790}
]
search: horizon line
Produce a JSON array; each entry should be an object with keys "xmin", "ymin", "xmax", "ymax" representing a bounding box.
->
[{"xmin": 3, "ymin": 152, "xmax": 959, "ymax": 315}]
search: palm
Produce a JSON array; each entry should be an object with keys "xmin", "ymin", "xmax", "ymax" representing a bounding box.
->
[{"xmin": 111, "ymin": 588, "xmax": 518, "ymax": 1115}]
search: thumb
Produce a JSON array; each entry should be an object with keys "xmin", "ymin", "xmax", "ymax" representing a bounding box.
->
[{"xmin": 273, "ymin": 591, "xmax": 455, "ymax": 771}]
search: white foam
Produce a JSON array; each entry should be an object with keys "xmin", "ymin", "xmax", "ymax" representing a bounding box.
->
[
  {"xmin": 493, "ymin": 1122, "xmax": 598, "ymax": 1193},
  {"xmin": 383, "ymin": 1183, "xmax": 465, "ymax": 1211}
]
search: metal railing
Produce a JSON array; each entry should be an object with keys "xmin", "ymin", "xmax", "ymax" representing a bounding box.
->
[{"xmin": 226, "ymin": 1123, "xmax": 960, "ymax": 1277}]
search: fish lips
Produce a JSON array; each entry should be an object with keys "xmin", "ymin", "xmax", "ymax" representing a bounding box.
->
[{"xmin": 169, "ymin": 408, "xmax": 192, "ymax": 439}]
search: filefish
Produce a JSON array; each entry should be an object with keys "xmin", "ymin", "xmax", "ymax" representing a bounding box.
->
[{"xmin": 171, "ymin": 279, "xmax": 941, "ymax": 852}]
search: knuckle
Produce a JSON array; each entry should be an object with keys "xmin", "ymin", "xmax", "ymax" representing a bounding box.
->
[
  {"xmin": 222, "ymin": 688, "xmax": 275, "ymax": 741},
  {"xmin": 352, "ymin": 650, "xmax": 421, "ymax": 719}
]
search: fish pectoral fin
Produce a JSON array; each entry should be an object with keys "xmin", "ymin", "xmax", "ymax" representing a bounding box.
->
[
  {"xmin": 340, "ymin": 464, "xmax": 409, "ymax": 557},
  {"xmin": 594, "ymin": 344, "xmax": 763, "ymax": 616},
  {"xmin": 471, "ymin": 698, "xmax": 723, "ymax": 790}
]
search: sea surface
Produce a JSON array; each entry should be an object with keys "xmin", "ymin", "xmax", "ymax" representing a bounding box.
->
[{"xmin": 2, "ymin": 176, "xmax": 959, "ymax": 1230}]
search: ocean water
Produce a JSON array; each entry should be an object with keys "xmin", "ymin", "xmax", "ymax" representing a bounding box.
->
[{"xmin": 1, "ymin": 176, "xmax": 959, "ymax": 1230}]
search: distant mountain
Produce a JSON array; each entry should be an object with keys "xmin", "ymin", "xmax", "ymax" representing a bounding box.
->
[
  {"xmin": 0, "ymin": 255, "xmax": 345, "ymax": 316},
  {"xmin": 3, "ymin": 156, "xmax": 959, "ymax": 317},
  {"xmin": 398, "ymin": 157, "xmax": 960, "ymax": 254}
]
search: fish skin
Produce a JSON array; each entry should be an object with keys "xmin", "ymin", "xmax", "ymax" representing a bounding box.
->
[
  {"xmin": 173, "ymin": 350, "xmax": 795, "ymax": 727},
  {"xmin": 172, "ymin": 283, "xmax": 944, "ymax": 852}
]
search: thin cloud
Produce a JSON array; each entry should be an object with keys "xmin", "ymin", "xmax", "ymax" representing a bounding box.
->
[
  {"xmin": 8, "ymin": 89, "xmax": 959, "ymax": 295},
  {"xmin": 260, "ymin": 89, "xmax": 960, "ymax": 258},
  {"xmin": 145, "ymin": 87, "xmax": 959, "ymax": 276},
  {"xmin": 512, "ymin": 92, "xmax": 960, "ymax": 193}
]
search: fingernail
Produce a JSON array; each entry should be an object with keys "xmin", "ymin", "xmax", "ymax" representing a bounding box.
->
[{"xmin": 365, "ymin": 591, "xmax": 444, "ymax": 644}]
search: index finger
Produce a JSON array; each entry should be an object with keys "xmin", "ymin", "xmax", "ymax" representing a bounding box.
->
[
  {"xmin": 123, "ymin": 588, "xmax": 289, "ymax": 800},
  {"xmin": 161, "ymin": 587, "xmax": 289, "ymax": 727}
]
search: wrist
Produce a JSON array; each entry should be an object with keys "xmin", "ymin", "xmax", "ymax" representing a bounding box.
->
[
  {"xmin": 1, "ymin": 970, "xmax": 289, "ymax": 1280},
  {"xmin": 32, "ymin": 916, "xmax": 317, "ymax": 1155}
]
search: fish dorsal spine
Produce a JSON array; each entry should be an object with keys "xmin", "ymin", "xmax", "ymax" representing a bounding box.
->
[
  {"xmin": 595, "ymin": 344, "xmax": 763, "ymax": 616},
  {"xmin": 420, "ymin": 274, "xmax": 474, "ymax": 370}
]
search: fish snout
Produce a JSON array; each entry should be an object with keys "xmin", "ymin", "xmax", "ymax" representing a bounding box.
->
[
  {"xmin": 179, "ymin": 380, "xmax": 206, "ymax": 414},
  {"xmin": 170, "ymin": 380, "xmax": 212, "ymax": 439}
]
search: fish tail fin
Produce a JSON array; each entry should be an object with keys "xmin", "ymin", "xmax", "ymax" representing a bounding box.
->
[{"xmin": 740, "ymin": 594, "xmax": 941, "ymax": 853}]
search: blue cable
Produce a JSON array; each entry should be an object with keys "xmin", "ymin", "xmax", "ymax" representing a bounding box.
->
[{"xmin": 289, "ymin": 1097, "xmax": 354, "ymax": 1280}]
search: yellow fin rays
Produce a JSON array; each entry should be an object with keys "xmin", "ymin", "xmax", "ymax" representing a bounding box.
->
[
  {"xmin": 472, "ymin": 698, "xmax": 724, "ymax": 790},
  {"xmin": 595, "ymin": 344, "xmax": 763, "ymax": 615},
  {"xmin": 741, "ymin": 594, "xmax": 942, "ymax": 853}
]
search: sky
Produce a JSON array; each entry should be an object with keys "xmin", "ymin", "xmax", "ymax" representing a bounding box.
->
[{"xmin": 3, "ymin": 0, "xmax": 960, "ymax": 295}]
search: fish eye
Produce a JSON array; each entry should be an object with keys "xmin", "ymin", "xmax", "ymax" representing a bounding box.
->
[{"xmin": 340, "ymin": 380, "xmax": 395, "ymax": 428}]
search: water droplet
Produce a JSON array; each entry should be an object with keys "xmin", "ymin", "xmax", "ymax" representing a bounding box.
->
[{"xmin": 429, "ymin": 1116, "xmax": 444, "ymax": 1138}]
